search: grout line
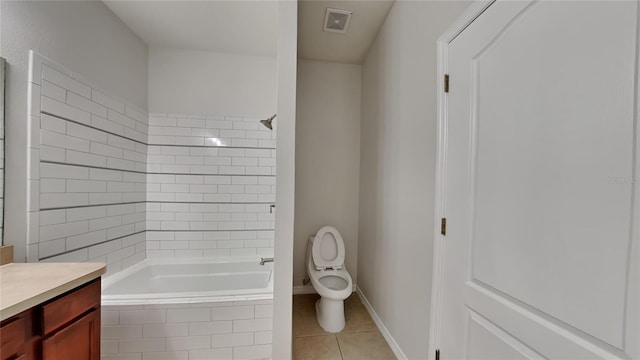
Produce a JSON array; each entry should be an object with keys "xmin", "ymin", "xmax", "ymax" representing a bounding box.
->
[
  {"xmin": 146, "ymin": 172, "xmax": 275, "ymax": 177},
  {"xmin": 148, "ymin": 143, "xmax": 276, "ymax": 150},
  {"xmin": 41, "ymin": 160, "xmax": 276, "ymax": 177},
  {"xmin": 39, "ymin": 230, "xmax": 145, "ymax": 260},
  {"xmin": 43, "ymin": 111, "xmax": 277, "ymax": 150},
  {"xmin": 147, "ymin": 201, "xmax": 274, "ymax": 204},
  {"xmin": 40, "ymin": 201, "xmax": 145, "ymax": 211},
  {"xmin": 148, "ymin": 229, "xmax": 275, "ymax": 232},
  {"xmin": 41, "ymin": 201, "xmax": 275, "ymax": 211},
  {"xmin": 41, "ymin": 160, "xmax": 146, "ymax": 174},
  {"xmin": 42, "ymin": 110, "xmax": 147, "ymax": 145},
  {"xmin": 335, "ymin": 334, "xmax": 345, "ymax": 360}
]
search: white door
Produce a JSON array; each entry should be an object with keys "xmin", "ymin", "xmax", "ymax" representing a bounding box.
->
[{"xmin": 437, "ymin": 0, "xmax": 640, "ymax": 359}]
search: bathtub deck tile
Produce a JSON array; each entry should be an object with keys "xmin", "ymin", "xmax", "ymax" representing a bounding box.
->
[
  {"xmin": 211, "ymin": 305, "xmax": 254, "ymax": 321},
  {"xmin": 188, "ymin": 321, "xmax": 232, "ymax": 336},
  {"xmin": 143, "ymin": 323, "xmax": 189, "ymax": 338},
  {"xmin": 232, "ymin": 318, "xmax": 272, "ymax": 333},
  {"xmin": 101, "ymin": 340, "xmax": 119, "ymax": 354},
  {"xmin": 141, "ymin": 351, "xmax": 188, "ymax": 360},
  {"xmin": 210, "ymin": 332, "xmax": 253, "ymax": 349},
  {"xmin": 102, "ymin": 354, "xmax": 142, "ymax": 360},
  {"xmin": 254, "ymin": 304, "xmax": 273, "ymax": 319},
  {"xmin": 144, "ymin": 303, "xmax": 190, "ymax": 310},
  {"xmin": 254, "ymin": 331, "xmax": 272, "ymax": 345},
  {"xmin": 232, "ymin": 344, "xmax": 272, "ymax": 360},
  {"xmin": 166, "ymin": 308, "xmax": 211, "ymax": 323},
  {"xmin": 120, "ymin": 310, "xmax": 167, "ymax": 325},
  {"xmin": 102, "ymin": 309, "xmax": 120, "ymax": 325},
  {"xmin": 233, "ymin": 299, "xmax": 273, "ymax": 307},
  {"xmin": 103, "ymin": 325, "xmax": 143, "ymax": 340},
  {"xmin": 118, "ymin": 338, "xmax": 166, "ymax": 353},
  {"xmin": 166, "ymin": 335, "xmax": 211, "ymax": 351},
  {"xmin": 107, "ymin": 305, "xmax": 144, "ymax": 311},
  {"xmin": 190, "ymin": 301, "xmax": 234, "ymax": 308},
  {"xmin": 189, "ymin": 348, "xmax": 233, "ymax": 360}
]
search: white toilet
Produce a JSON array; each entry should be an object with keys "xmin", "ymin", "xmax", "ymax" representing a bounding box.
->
[{"xmin": 306, "ymin": 226, "xmax": 353, "ymax": 333}]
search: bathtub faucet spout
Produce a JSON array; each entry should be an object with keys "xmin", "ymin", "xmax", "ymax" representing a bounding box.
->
[{"xmin": 259, "ymin": 257, "xmax": 274, "ymax": 265}]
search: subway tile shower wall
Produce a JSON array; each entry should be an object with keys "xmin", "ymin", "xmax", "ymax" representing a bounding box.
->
[
  {"xmin": 145, "ymin": 114, "xmax": 275, "ymax": 259},
  {"xmin": 27, "ymin": 53, "xmax": 148, "ymax": 275},
  {"xmin": 26, "ymin": 53, "xmax": 276, "ymax": 273}
]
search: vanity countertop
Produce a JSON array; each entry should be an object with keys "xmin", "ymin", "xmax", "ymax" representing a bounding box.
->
[{"xmin": 0, "ymin": 262, "xmax": 106, "ymax": 321}]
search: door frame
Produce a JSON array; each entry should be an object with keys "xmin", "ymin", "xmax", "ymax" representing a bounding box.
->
[{"xmin": 427, "ymin": 1, "xmax": 495, "ymax": 358}]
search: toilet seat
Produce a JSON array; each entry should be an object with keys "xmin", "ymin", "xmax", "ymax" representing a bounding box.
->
[
  {"xmin": 307, "ymin": 243, "xmax": 352, "ymax": 301},
  {"xmin": 305, "ymin": 227, "xmax": 353, "ymax": 332},
  {"xmin": 312, "ymin": 226, "xmax": 345, "ymax": 270}
]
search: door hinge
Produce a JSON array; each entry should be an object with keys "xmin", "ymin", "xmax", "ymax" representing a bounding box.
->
[
  {"xmin": 444, "ymin": 74, "xmax": 449, "ymax": 93},
  {"xmin": 441, "ymin": 218, "xmax": 446, "ymax": 236},
  {"xmin": 436, "ymin": 349, "xmax": 441, "ymax": 360}
]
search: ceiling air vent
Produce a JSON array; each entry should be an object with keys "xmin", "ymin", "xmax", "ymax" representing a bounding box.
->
[{"xmin": 323, "ymin": 8, "xmax": 352, "ymax": 34}]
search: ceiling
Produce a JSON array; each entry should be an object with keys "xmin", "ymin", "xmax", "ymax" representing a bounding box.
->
[
  {"xmin": 103, "ymin": 0, "xmax": 394, "ymax": 64},
  {"xmin": 103, "ymin": 0, "xmax": 278, "ymax": 57},
  {"xmin": 298, "ymin": 0, "xmax": 395, "ymax": 64}
]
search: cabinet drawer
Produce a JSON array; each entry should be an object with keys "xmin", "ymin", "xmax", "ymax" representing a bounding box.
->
[
  {"xmin": 0, "ymin": 316, "xmax": 26, "ymax": 360},
  {"xmin": 42, "ymin": 279, "xmax": 100, "ymax": 336}
]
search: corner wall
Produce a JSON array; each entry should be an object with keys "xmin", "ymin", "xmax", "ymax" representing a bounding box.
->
[
  {"xmin": 294, "ymin": 60, "xmax": 361, "ymax": 289},
  {"xmin": 357, "ymin": 1, "xmax": 471, "ymax": 358},
  {"xmin": 26, "ymin": 52, "xmax": 148, "ymax": 276},
  {"xmin": 1, "ymin": 0, "xmax": 148, "ymax": 262}
]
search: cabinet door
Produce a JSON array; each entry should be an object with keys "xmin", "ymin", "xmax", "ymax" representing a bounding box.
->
[
  {"xmin": 42, "ymin": 310, "xmax": 99, "ymax": 360},
  {"xmin": 0, "ymin": 316, "xmax": 26, "ymax": 360}
]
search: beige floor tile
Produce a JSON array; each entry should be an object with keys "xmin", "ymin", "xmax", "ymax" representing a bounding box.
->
[
  {"xmin": 293, "ymin": 297, "xmax": 333, "ymax": 337},
  {"xmin": 294, "ymin": 294, "xmax": 321, "ymax": 313},
  {"xmin": 342, "ymin": 294, "xmax": 377, "ymax": 333},
  {"xmin": 293, "ymin": 335, "xmax": 343, "ymax": 360},
  {"xmin": 293, "ymin": 294, "xmax": 377, "ymax": 337},
  {"xmin": 337, "ymin": 331, "xmax": 396, "ymax": 360}
]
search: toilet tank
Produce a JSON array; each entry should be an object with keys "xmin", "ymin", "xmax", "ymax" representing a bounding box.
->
[{"xmin": 305, "ymin": 236, "xmax": 315, "ymax": 268}]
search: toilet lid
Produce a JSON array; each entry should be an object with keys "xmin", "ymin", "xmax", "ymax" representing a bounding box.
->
[{"xmin": 312, "ymin": 226, "xmax": 345, "ymax": 270}]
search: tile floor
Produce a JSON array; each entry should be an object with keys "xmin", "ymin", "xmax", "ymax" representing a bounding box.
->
[{"xmin": 292, "ymin": 293, "xmax": 396, "ymax": 360}]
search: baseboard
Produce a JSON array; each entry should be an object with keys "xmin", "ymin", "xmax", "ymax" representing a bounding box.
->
[{"xmin": 356, "ymin": 286, "xmax": 408, "ymax": 360}]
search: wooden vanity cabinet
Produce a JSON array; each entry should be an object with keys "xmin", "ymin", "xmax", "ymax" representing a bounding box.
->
[{"xmin": 0, "ymin": 278, "xmax": 101, "ymax": 360}]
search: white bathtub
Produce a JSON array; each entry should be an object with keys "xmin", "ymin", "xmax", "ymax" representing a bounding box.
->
[
  {"xmin": 101, "ymin": 257, "xmax": 274, "ymax": 305},
  {"xmin": 101, "ymin": 257, "xmax": 274, "ymax": 359}
]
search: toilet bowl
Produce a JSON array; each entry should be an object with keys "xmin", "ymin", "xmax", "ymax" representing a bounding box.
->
[{"xmin": 306, "ymin": 226, "xmax": 352, "ymax": 333}]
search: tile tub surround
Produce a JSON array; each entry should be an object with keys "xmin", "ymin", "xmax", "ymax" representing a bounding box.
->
[
  {"xmin": 27, "ymin": 52, "xmax": 148, "ymax": 275},
  {"xmin": 26, "ymin": 53, "xmax": 277, "ymax": 274},
  {"xmin": 292, "ymin": 294, "xmax": 396, "ymax": 360},
  {"xmin": 101, "ymin": 299, "xmax": 273, "ymax": 360},
  {"xmin": 145, "ymin": 113, "xmax": 276, "ymax": 259}
]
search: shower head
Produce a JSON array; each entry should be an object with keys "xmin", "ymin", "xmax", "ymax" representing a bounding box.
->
[{"xmin": 260, "ymin": 114, "xmax": 276, "ymax": 130}]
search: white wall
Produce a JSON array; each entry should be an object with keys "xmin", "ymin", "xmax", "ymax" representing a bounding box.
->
[
  {"xmin": 148, "ymin": 48, "xmax": 277, "ymax": 117},
  {"xmin": 294, "ymin": 60, "xmax": 361, "ymax": 289},
  {"xmin": 358, "ymin": 1, "xmax": 471, "ymax": 359},
  {"xmin": 1, "ymin": 0, "xmax": 148, "ymax": 262},
  {"xmin": 272, "ymin": 1, "xmax": 298, "ymax": 358}
]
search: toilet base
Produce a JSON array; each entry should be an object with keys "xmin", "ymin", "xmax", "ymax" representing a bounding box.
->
[{"xmin": 315, "ymin": 297, "xmax": 345, "ymax": 333}]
